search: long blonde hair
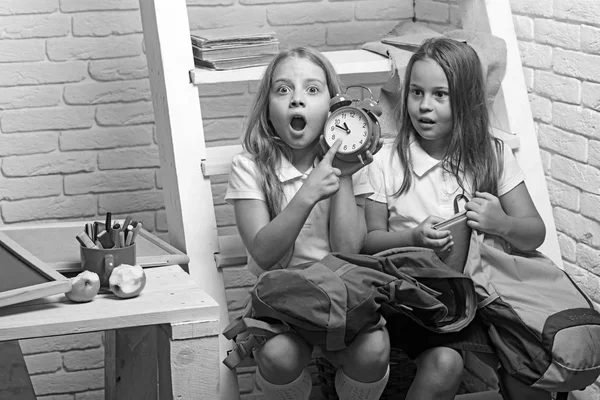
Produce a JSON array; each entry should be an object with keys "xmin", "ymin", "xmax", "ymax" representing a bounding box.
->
[
  {"xmin": 394, "ymin": 37, "xmax": 503, "ymax": 196},
  {"xmin": 242, "ymin": 47, "xmax": 342, "ymax": 218}
]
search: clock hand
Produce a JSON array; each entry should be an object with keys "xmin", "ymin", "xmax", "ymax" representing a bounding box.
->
[
  {"xmin": 335, "ymin": 124, "xmax": 350, "ymax": 133},
  {"xmin": 343, "ymin": 122, "xmax": 350, "ymax": 132}
]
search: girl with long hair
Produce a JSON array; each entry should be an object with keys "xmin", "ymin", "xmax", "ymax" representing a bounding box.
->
[
  {"xmin": 364, "ymin": 37, "xmax": 548, "ymax": 400},
  {"xmin": 225, "ymin": 47, "xmax": 389, "ymax": 400}
]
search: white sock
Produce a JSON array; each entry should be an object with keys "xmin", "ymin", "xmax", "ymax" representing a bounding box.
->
[
  {"xmin": 334, "ymin": 366, "xmax": 390, "ymax": 400},
  {"xmin": 255, "ymin": 367, "xmax": 312, "ymax": 400}
]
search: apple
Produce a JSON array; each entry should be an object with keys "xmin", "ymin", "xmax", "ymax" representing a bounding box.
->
[
  {"xmin": 65, "ymin": 270, "xmax": 101, "ymax": 303},
  {"xmin": 108, "ymin": 264, "xmax": 146, "ymax": 299}
]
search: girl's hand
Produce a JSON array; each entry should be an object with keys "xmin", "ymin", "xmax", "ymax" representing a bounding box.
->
[
  {"xmin": 464, "ymin": 191, "xmax": 507, "ymax": 235},
  {"xmin": 411, "ymin": 215, "xmax": 453, "ymax": 254},
  {"xmin": 320, "ymin": 137, "xmax": 384, "ymax": 177},
  {"xmin": 297, "ymin": 140, "xmax": 342, "ymax": 205}
]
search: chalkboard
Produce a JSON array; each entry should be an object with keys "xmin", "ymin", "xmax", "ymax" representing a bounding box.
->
[
  {"xmin": 0, "ymin": 231, "xmax": 71, "ymax": 308},
  {"xmin": 0, "ymin": 221, "xmax": 190, "ymax": 273}
]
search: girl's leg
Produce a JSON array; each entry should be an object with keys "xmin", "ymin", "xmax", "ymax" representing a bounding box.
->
[
  {"xmin": 253, "ymin": 332, "xmax": 313, "ymax": 400},
  {"xmin": 327, "ymin": 327, "xmax": 390, "ymax": 400},
  {"xmin": 406, "ymin": 346, "xmax": 464, "ymax": 400}
]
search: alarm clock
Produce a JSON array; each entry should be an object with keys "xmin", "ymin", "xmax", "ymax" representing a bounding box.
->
[{"xmin": 323, "ymin": 85, "xmax": 383, "ymax": 163}]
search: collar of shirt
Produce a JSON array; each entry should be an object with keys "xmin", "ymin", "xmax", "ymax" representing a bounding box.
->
[
  {"xmin": 277, "ymin": 156, "xmax": 316, "ymax": 183},
  {"xmin": 409, "ymin": 132, "xmax": 442, "ymax": 177}
]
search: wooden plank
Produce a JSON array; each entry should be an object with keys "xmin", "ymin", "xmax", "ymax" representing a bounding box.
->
[
  {"xmin": 190, "ymin": 49, "xmax": 394, "ymax": 84},
  {"xmin": 136, "ymin": 0, "xmax": 238, "ymax": 396},
  {"xmin": 459, "ymin": 0, "xmax": 561, "ymax": 267},
  {"xmin": 202, "ymin": 144, "xmax": 242, "ymax": 177},
  {"xmin": 104, "ymin": 331, "xmax": 116, "ymax": 400},
  {"xmin": 0, "ymin": 265, "xmax": 219, "ymax": 342},
  {"xmin": 157, "ymin": 322, "xmax": 220, "ymax": 399},
  {"xmin": 216, "ymin": 234, "xmax": 247, "ymax": 268},
  {"xmin": 0, "ymin": 341, "xmax": 36, "ymax": 400},
  {"xmin": 109, "ymin": 326, "xmax": 158, "ymax": 400},
  {"xmin": 162, "ymin": 319, "xmax": 220, "ymax": 340}
]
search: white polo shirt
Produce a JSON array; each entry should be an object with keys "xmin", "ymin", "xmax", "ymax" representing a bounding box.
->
[
  {"xmin": 225, "ymin": 152, "xmax": 373, "ymax": 275},
  {"xmin": 368, "ymin": 136, "xmax": 525, "ymax": 232}
]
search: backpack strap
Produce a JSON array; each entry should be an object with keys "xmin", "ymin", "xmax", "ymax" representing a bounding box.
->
[{"xmin": 222, "ymin": 317, "xmax": 290, "ymax": 370}]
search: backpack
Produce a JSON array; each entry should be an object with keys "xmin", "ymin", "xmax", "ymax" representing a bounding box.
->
[
  {"xmin": 464, "ymin": 231, "xmax": 600, "ymax": 392},
  {"xmin": 222, "ymin": 246, "xmax": 477, "ymax": 369}
]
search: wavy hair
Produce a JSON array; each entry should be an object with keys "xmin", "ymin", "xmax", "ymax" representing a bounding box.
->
[
  {"xmin": 241, "ymin": 47, "xmax": 342, "ymax": 219},
  {"xmin": 393, "ymin": 37, "xmax": 503, "ymax": 196}
]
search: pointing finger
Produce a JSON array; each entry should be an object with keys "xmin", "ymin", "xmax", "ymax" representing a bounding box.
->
[{"xmin": 321, "ymin": 139, "xmax": 342, "ymax": 165}]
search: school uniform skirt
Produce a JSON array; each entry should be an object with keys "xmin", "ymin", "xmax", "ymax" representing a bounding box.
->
[{"xmin": 384, "ymin": 310, "xmax": 495, "ymax": 360}]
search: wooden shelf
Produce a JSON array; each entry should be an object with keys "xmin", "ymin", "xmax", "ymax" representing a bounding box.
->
[{"xmin": 190, "ymin": 49, "xmax": 398, "ymax": 85}]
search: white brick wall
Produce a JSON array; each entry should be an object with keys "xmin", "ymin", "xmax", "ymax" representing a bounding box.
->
[{"xmin": 1, "ymin": 0, "xmax": 599, "ymax": 398}]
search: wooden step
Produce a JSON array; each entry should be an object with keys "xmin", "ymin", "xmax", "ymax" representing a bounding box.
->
[
  {"xmin": 0, "ymin": 341, "xmax": 36, "ymax": 400},
  {"xmin": 190, "ymin": 49, "xmax": 396, "ymax": 85},
  {"xmin": 216, "ymin": 234, "xmax": 247, "ymax": 268}
]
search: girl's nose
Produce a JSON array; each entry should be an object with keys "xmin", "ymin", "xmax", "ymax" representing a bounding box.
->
[
  {"xmin": 419, "ymin": 95, "xmax": 433, "ymax": 112},
  {"xmin": 290, "ymin": 98, "xmax": 305, "ymax": 108}
]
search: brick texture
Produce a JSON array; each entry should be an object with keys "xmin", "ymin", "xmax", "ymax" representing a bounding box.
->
[{"xmin": 1, "ymin": 0, "xmax": 598, "ymax": 398}]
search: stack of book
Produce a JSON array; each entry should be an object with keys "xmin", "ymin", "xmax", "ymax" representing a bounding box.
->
[{"xmin": 191, "ymin": 26, "xmax": 280, "ymax": 70}]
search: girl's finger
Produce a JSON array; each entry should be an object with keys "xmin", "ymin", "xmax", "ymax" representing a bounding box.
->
[
  {"xmin": 321, "ymin": 138, "xmax": 341, "ymax": 165},
  {"xmin": 475, "ymin": 191, "xmax": 495, "ymax": 200},
  {"xmin": 440, "ymin": 241, "xmax": 454, "ymax": 253}
]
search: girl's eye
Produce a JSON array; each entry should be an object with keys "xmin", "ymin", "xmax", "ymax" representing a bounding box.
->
[
  {"xmin": 307, "ymin": 86, "xmax": 320, "ymax": 94},
  {"xmin": 435, "ymin": 91, "xmax": 448, "ymax": 98},
  {"xmin": 411, "ymin": 89, "xmax": 422, "ymax": 96},
  {"xmin": 276, "ymin": 85, "xmax": 291, "ymax": 94}
]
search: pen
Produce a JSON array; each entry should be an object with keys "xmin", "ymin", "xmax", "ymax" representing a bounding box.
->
[
  {"xmin": 105, "ymin": 212, "xmax": 112, "ymax": 234},
  {"xmin": 111, "ymin": 228, "xmax": 120, "ymax": 248},
  {"xmin": 122, "ymin": 216, "xmax": 132, "ymax": 232},
  {"xmin": 119, "ymin": 231, "xmax": 125, "ymax": 248},
  {"xmin": 85, "ymin": 223, "xmax": 94, "ymax": 241},
  {"xmin": 130, "ymin": 222, "xmax": 142, "ymax": 245}
]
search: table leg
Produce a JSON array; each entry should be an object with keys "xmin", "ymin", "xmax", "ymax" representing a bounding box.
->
[
  {"xmin": 157, "ymin": 319, "xmax": 220, "ymax": 399},
  {"xmin": 105, "ymin": 326, "xmax": 158, "ymax": 400}
]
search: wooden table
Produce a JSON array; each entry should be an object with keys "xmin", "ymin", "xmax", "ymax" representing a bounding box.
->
[{"xmin": 0, "ymin": 265, "xmax": 220, "ymax": 400}]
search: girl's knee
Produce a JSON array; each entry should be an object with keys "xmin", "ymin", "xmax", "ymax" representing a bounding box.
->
[
  {"xmin": 342, "ymin": 328, "xmax": 390, "ymax": 369},
  {"xmin": 416, "ymin": 347, "xmax": 464, "ymax": 383},
  {"xmin": 254, "ymin": 333, "xmax": 312, "ymax": 379}
]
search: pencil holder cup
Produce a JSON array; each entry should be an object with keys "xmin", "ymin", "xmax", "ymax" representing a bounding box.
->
[{"xmin": 80, "ymin": 244, "xmax": 136, "ymax": 287}]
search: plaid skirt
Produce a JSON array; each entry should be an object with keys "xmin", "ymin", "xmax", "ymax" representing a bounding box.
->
[{"xmin": 384, "ymin": 311, "xmax": 495, "ymax": 360}]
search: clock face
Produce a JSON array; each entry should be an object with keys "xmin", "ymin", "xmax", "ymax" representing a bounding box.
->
[{"xmin": 323, "ymin": 106, "xmax": 371, "ymax": 155}]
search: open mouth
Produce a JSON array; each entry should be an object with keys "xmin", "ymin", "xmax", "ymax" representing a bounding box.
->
[
  {"xmin": 290, "ymin": 116, "xmax": 306, "ymax": 131},
  {"xmin": 419, "ymin": 117, "xmax": 435, "ymax": 124}
]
